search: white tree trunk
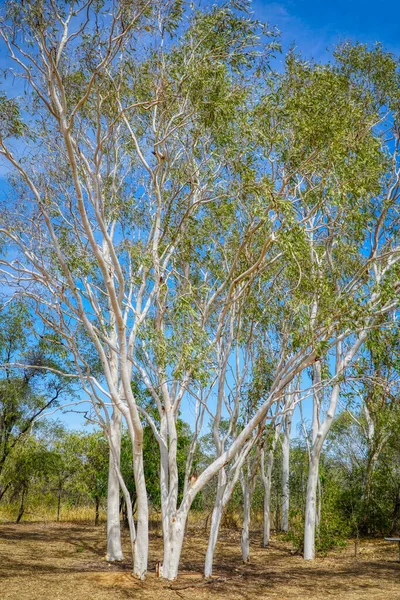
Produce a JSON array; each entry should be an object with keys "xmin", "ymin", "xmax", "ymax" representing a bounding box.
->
[
  {"xmin": 106, "ymin": 407, "xmax": 123, "ymax": 562},
  {"xmin": 304, "ymin": 456, "xmax": 319, "ymax": 560},
  {"xmin": 316, "ymin": 476, "xmax": 322, "ymax": 537},
  {"xmin": 281, "ymin": 409, "xmax": 293, "ymax": 532},
  {"xmin": 241, "ymin": 475, "xmax": 251, "ymax": 563},
  {"xmin": 162, "ymin": 514, "xmax": 187, "ymax": 580},
  {"xmin": 261, "ymin": 449, "xmax": 274, "ymax": 547},
  {"xmin": 132, "ymin": 443, "xmax": 149, "ymax": 579},
  {"xmin": 204, "ymin": 468, "xmax": 226, "ymax": 578},
  {"xmin": 281, "ymin": 443, "xmax": 289, "ymax": 532},
  {"xmin": 263, "ymin": 478, "xmax": 272, "ymax": 547}
]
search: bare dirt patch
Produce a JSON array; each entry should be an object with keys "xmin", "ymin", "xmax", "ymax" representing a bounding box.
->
[{"xmin": 0, "ymin": 523, "xmax": 399, "ymax": 599}]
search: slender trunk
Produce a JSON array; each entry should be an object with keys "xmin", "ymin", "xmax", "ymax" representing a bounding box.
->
[
  {"xmin": 159, "ymin": 414, "xmax": 170, "ymax": 552},
  {"xmin": 121, "ymin": 497, "xmax": 129, "ymax": 528},
  {"xmin": 241, "ymin": 476, "xmax": 251, "ymax": 563},
  {"xmin": 0, "ymin": 482, "xmax": 11, "ymax": 503},
  {"xmin": 261, "ymin": 440, "xmax": 278, "ymax": 547},
  {"xmin": 106, "ymin": 408, "xmax": 123, "ymax": 562},
  {"xmin": 304, "ymin": 456, "xmax": 319, "ymax": 560},
  {"xmin": 204, "ymin": 469, "xmax": 226, "ymax": 578},
  {"xmin": 95, "ymin": 496, "xmax": 100, "ymax": 526},
  {"xmin": 262, "ymin": 463, "xmax": 272, "ymax": 547},
  {"xmin": 281, "ymin": 414, "xmax": 291, "ymax": 532},
  {"xmin": 16, "ymin": 487, "xmax": 26, "ymax": 524}
]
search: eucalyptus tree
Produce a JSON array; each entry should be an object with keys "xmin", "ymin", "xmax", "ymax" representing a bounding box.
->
[
  {"xmin": 1, "ymin": 0, "xmax": 400, "ymax": 581},
  {"xmin": 0, "ymin": 0, "xmax": 283, "ymax": 579},
  {"xmin": 290, "ymin": 44, "xmax": 400, "ymax": 560},
  {"xmin": 245, "ymin": 42, "xmax": 400, "ymax": 559}
]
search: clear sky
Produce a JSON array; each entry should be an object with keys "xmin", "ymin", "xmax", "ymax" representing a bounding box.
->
[{"xmin": 253, "ymin": 0, "xmax": 400, "ymax": 60}]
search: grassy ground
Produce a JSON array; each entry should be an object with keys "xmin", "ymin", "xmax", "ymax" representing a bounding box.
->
[{"xmin": 0, "ymin": 522, "xmax": 399, "ymax": 599}]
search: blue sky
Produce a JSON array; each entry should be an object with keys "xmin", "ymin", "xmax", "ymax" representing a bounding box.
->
[{"xmin": 253, "ymin": 0, "xmax": 400, "ymax": 60}]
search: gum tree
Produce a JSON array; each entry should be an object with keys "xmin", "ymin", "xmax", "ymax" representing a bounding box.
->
[
  {"xmin": 0, "ymin": 0, "xmax": 282, "ymax": 578},
  {"xmin": 1, "ymin": 1, "xmax": 400, "ymax": 580}
]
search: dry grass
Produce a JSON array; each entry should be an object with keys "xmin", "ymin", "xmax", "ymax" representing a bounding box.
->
[
  {"xmin": 0, "ymin": 521, "xmax": 400, "ymax": 599},
  {"xmin": 0, "ymin": 502, "xmax": 106, "ymax": 524}
]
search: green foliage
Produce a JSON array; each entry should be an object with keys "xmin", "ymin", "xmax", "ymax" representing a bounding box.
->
[
  {"xmin": 0, "ymin": 302, "xmax": 71, "ymax": 479},
  {"xmin": 0, "ymin": 92, "xmax": 25, "ymax": 139}
]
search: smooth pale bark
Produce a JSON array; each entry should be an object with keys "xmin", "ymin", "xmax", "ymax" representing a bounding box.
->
[
  {"xmin": 263, "ymin": 478, "xmax": 272, "ymax": 546},
  {"xmin": 240, "ymin": 474, "xmax": 251, "ymax": 563},
  {"xmin": 261, "ymin": 449, "xmax": 274, "ymax": 547},
  {"xmin": 159, "ymin": 397, "xmax": 205, "ymax": 581},
  {"xmin": 204, "ymin": 468, "xmax": 227, "ymax": 578},
  {"xmin": 304, "ymin": 457, "xmax": 319, "ymax": 559},
  {"xmin": 281, "ymin": 408, "xmax": 293, "ymax": 532},
  {"xmin": 160, "ymin": 408, "xmax": 181, "ymax": 580},
  {"xmin": 106, "ymin": 408, "xmax": 123, "ymax": 562},
  {"xmin": 316, "ymin": 477, "xmax": 322, "ymax": 537},
  {"xmin": 132, "ymin": 443, "xmax": 148, "ymax": 579},
  {"xmin": 202, "ymin": 347, "xmax": 316, "ymax": 579},
  {"xmin": 162, "ymin": 514, "xmax": 186, "ymax": 580},
  {"xmin": 239, "ymin": 449, "xmax": 260, "ymax": 564},
  {"xmin": 118, "ymin": 396, "xmax": 148, "ymax": 578}
]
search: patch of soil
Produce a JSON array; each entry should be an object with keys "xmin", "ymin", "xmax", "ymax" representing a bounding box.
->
[{"xmin": 0, "ymin": 523, "xmax": 399, "ymax": 599}]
